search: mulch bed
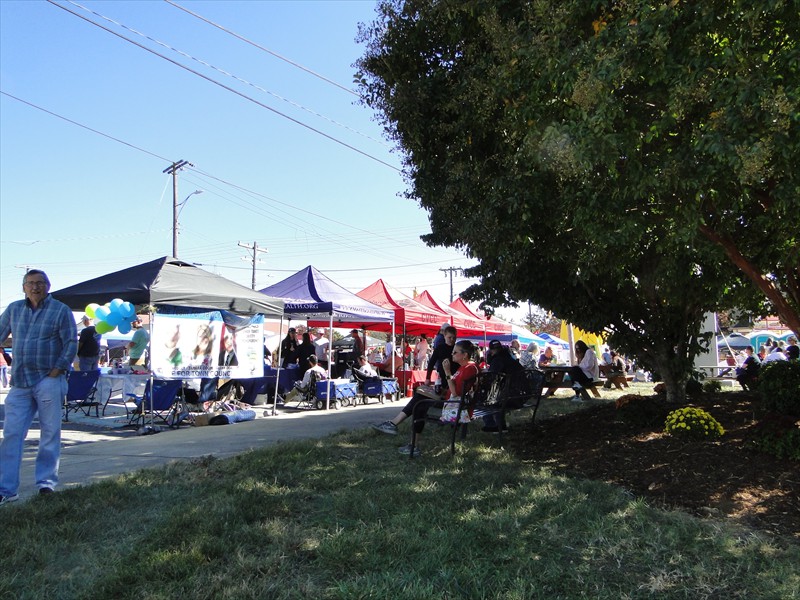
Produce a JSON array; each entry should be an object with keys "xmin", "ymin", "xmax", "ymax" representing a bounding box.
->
[{"xmin": 506, "ymin": 391, "xmax": 800, "ymax": 540}]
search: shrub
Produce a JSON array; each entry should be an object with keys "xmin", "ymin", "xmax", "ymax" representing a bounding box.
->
[
  {"xmin": 702, "ymin": 379, "xmax": 722, "ymax": 394},
  {"xmin": 758, "ymin": 361, "xmax": 800, "ymax": 415},
  {"xmin": 750, "ymin": 413, "xmax": 800, "ymax": 461},
  {"xmin": 664, "ymin": 406, "xmax": 724, "ymax": 440},
  {"xmin": 615, "ymin": 394, "xmax": 670, "ymax": 427}
]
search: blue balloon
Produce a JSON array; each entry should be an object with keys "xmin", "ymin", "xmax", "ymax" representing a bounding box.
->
[
  {"xmin": 95, "ymin": 306, "xmax": 110, "ymax": 321},
  {"xmin": 118, "ymin": 321, "xmax": 132, "ymax": 334},
  {"xmin": 109, "ymin": 298, "xmax": 124, "ymax": 314},
  {"xmin": 119, "ymin": 302, "xmax": 135, "ymax": 318},
  {"xmin": 106, "ymin": 311, "xmax": 122, "ymax": 326}
]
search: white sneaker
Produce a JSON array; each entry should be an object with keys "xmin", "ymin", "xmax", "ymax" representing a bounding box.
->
[
  {"xmin": 570, "ymin": 395, "xmax": 584, "ymax": 402},
  {"xmin": 372, "ymin": 421, "xmax": 398, "ymax": 435},
  {"xmin": 0, "ymin": 494, "xmax": 19, "ymax": 506}
]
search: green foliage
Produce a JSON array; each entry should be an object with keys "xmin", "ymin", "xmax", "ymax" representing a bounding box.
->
[
  {"xmin": 664, "ymin": 406, "xmax": 725, "ymax": 440},
  {"xmin": 758, "ymin": 360, "xmax": 800, "ymax": 415},
  {"xmin": 750, "ymin": 413, "xmax": 800, "ymax": 461},
  {"xmin": 356, "ymin": 0, "xmax": 800, "ymax": 400},
  {"xmin": 702, "ymin": 379, "xmax": 723, "ymax": 394}
]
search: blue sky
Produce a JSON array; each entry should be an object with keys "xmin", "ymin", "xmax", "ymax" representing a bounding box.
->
[{"xmin": 0, "ymin": 1, "xmax": 528, "ymax": 323}]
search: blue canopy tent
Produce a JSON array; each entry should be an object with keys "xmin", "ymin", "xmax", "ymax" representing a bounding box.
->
[
  {"xmin": 511, "ymin": 326, "xmax": 548, "ymax": 347},
  {"xmin": 260, "ymin": 265, "xmax": 394, "ymax": 410},
  {"xmin": 536, "ymin": 332, "xmax": 570, "ymax": 349}
]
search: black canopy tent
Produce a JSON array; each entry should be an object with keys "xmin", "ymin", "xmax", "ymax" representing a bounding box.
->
[
  {"xmin": 52, "ymin": 257, "xmax": 285, "ymax": 429},
  {"xmin": 51, "ymin": 256, "xmax": 284, "ymax": 317}
]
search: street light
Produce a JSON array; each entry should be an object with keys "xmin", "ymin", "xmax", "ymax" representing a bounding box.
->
[{"xmin": 173, "ymin": 190, "xmax": 203, "ymax": 258}]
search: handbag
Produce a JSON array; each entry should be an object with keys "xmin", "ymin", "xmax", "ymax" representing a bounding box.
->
[{"xmin": 440, "ymin": 396, "xmax": 470, "ymax": 424}]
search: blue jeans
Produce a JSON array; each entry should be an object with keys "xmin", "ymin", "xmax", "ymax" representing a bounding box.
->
[
  {"xmin": 78, "ymin": 355, "xmax": 99, "ymax": 371},
  {"xmin": 0, "ymin": 365, "xmax": 7, "ymax": 387},
  {"xmin": 0, "ymin": 375, "xmax": 67, "ymax": 495}
]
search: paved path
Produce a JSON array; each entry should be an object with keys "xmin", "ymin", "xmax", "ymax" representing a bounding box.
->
[{"xmin": 1, "ymin": 389, "xmax": 402, "ymax": 500}]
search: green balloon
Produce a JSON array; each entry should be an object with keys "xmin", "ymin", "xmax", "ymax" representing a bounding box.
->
[{"xmin": 95, "ymin": 321, "xmax": 114, "ymax": 334}]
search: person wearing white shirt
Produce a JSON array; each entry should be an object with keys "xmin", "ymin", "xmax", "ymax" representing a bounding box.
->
[
  {"xmin": 284, "ymin": 355, "xmax": 327, "ymax": 402},
  {"xmin": 313, "ymin": 328, "xmax": 330, "ymax": 370},
  {"xmin": 354, "ymin": 355, "xmax": 378, "ymax": 378},
  {"xmin": 414, "ymin": 334, "xmax": 430, "ymax": 369},
  {"xmin": 762, "ymin": 347, "xmax": 788, "ymax": 363},
  {"xmin": 568, "ymin": 340, "xmax": 599, "ymax": 402}
]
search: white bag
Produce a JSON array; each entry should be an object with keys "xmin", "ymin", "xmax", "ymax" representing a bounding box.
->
[{"xmin": 440, "ymin": 397, "xmax": 470, "ymax": 424}]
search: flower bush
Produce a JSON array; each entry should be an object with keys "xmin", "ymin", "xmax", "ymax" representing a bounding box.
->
[{"xmin": 664, "ymin": 407, "xmax": 724, "ymax": 440}]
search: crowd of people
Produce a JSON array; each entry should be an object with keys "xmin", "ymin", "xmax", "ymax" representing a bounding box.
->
[
  {"xmin": 1, "ymin": 266, "xmax": 796, "ymax": 499},
  {"xmin": 370, "ymin": 327, "xmax": 631, "ymax": 456},
  {"xmin": 734, "ymin": 337, "xmax": 798, "ymax": 390}
]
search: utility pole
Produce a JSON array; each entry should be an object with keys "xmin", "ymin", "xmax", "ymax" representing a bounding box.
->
[
  {"xmin": 163, "ymin": 160, "xmax": 192, "ymax": 258},
  {"xmin": 439, "ymin": 267, "xmax": 462, "ymax": 303},
  {"xmin": 239, "ymin": 241, "xmax": 269, "ymax": 289}
]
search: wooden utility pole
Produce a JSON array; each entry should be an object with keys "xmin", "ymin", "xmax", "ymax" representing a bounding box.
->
[
  {"xmin": 163, "ymin": 160, "xmax": 192, "ymax": 258},
  {"xmin": 239, "ymin": 241, "xmax": 269, "ymax": 289},
  {"xmin": 439, "ymin": 267, "xmax": 462, "ymax": 302}
]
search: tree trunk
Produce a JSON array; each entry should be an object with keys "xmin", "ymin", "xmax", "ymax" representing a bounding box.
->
[
  {"xmin": 699, "ymin": 225, "xmax": 800, "ymax": 336},
  {"xmin": 651, "ymin": 353, "xmax": 691, "ymax": 404}
]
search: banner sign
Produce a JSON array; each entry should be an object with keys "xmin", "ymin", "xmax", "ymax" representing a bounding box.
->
[{"xmin": 150, "ymin": 310, "xmax": 264, "ymax": 379}]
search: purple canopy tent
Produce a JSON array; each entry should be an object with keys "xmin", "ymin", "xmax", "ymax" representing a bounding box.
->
[{"xmin": 260, "ymin": 266, "xmax": 394, "ymax": 410}]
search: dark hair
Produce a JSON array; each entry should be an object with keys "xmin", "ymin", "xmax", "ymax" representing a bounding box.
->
[
  {"xmin": 575, "ymin": 340, "xmax": 589, "ymax": 353},
  {"xmin": 302, "ymin": 332, "xmax": 311, "ymax": 343},
  {"xmin": 444, "ymin": 326, "xmax": 457, "ymax": 336},
  {"xmin": 23, "ymin": 269, "xmax": 50, "ymax": 286},
  {"xmin": 308, "ymin": 355, "xmax": 318, "ymax": 365},
  {"xmin": 454, "ymin": 339, "xmax": 475, "ymax": 359}
]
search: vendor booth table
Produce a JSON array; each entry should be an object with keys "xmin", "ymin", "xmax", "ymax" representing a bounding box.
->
[
  {"xmin": 98, "ymin": 372, "xmax": 151, "ymax": 415},
  {"xmin": 264, "ymin": 365, "xmax": 301, "ymax": 395}
]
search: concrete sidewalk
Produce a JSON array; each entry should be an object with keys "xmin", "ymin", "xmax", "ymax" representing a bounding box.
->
[{"xmin": 6, "ymin": 395, "xmax": 403, "ymax": 501}]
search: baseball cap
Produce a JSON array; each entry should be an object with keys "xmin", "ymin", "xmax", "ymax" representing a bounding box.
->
[
  {"xmin": 489, "ymin": 340, "xmax": 502, "ymax": 350},
  {"xmin": 317, "ymin": 328, "xmax": 325, "ymax": 334}
]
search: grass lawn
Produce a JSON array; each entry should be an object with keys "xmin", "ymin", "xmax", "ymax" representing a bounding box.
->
[{"xmin": 1, "ymin": 383, "xmax": 798, "ymax": 599}]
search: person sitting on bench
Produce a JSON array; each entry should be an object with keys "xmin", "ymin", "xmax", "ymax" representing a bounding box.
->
[{"xmin": 569, "ymin": 340, "xmax": 599, "ymax": 402}]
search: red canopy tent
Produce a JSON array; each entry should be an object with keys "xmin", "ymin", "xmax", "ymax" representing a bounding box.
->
[
  {"xmin": 415, "ymin": 290, "xmax": 487, "ymax": 337},
  {"xmin": 449, "ymin": 298, "xmax": 512, "ymax": 339},
  {"xmin": 357, "ymin": 280, "xmax": 449, "ymax": 336}
]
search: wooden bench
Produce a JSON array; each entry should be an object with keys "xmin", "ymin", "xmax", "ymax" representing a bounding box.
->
[
  {"xmin": 600, "ymin": 373, "xmax": 634, "ymax": 390},
  {"xmin": 543, "ymin": 379, "xmax": 602, "ymax": 399}
]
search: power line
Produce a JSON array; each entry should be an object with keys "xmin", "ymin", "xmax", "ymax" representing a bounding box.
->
[
  {"xmin": 1, "ymin": 91, "xmax": 434, "ymax": 266},
  {"xmin": 0, "ymin": 91, "xmax": 171, "ymax": 163},
  {"xmin": 66, "ymin": 0, "xmax": 386, "ymax": 147},
  {"xmin": 165, "ymin": 0, "xmax": 359, "ymax": 97},
  {"xmin": 46, "ymin": 0, "xmax": 400, "ymax": 172}
]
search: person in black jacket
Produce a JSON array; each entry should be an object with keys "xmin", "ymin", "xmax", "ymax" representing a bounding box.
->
[
  {"xmin": 482, "ymin": 340, "xmax": 525, "ymax": 432},
  {"xmin": 425, "ymin": 326, "xmax": 458, "ymax": 389},
  {"xmin": 280, "ymin": 328, "xmax": 298, "ymax": 368},
  {"xmin": 295, "ymin": 332, "xmax": 316, "ymax": 378},
  {"xmin": 736, "ymin": 346, "xmax": 760, "ymax": 391}
]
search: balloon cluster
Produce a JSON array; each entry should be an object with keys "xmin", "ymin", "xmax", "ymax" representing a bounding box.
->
[{"xmin": 85, "ymin": 299, "xmax": 136, "ymax": 335}]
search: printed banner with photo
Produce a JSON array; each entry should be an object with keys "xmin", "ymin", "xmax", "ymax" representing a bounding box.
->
[{"xmin": 150, "ymin": 310, "xmax": 264, "ymax": 379}]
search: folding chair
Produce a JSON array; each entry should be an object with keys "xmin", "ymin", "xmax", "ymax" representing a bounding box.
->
[
  {"xmin": 126, "ymin": 379, "xmax": 183, "ymax": 428},
  {"xmin": 63, "ymin": 369, "xmax": 101, "ymax": 422},
  {"xmin": 286, "ymin": 371, "xmax": 321, "ymax": 410}
]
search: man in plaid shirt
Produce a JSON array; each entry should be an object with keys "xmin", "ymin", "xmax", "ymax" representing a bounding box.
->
[{"xmin": 0, "ymin": 269, "xmax": 77, "ymax": 504}]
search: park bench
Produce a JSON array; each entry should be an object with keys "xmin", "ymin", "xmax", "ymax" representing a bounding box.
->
[{"xmin": 409, "ymin": 368, "xmax": 545, "ymax": 458}]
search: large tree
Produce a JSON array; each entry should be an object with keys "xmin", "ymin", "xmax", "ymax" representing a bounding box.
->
[{"xmin": 357, "ymin": 0, "xmax": 799, "ymax": 400}]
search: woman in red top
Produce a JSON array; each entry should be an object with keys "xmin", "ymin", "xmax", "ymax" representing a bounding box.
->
[{"xmin": 372, "ymin": 340, "xmax": 478, "ymax": 456}]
